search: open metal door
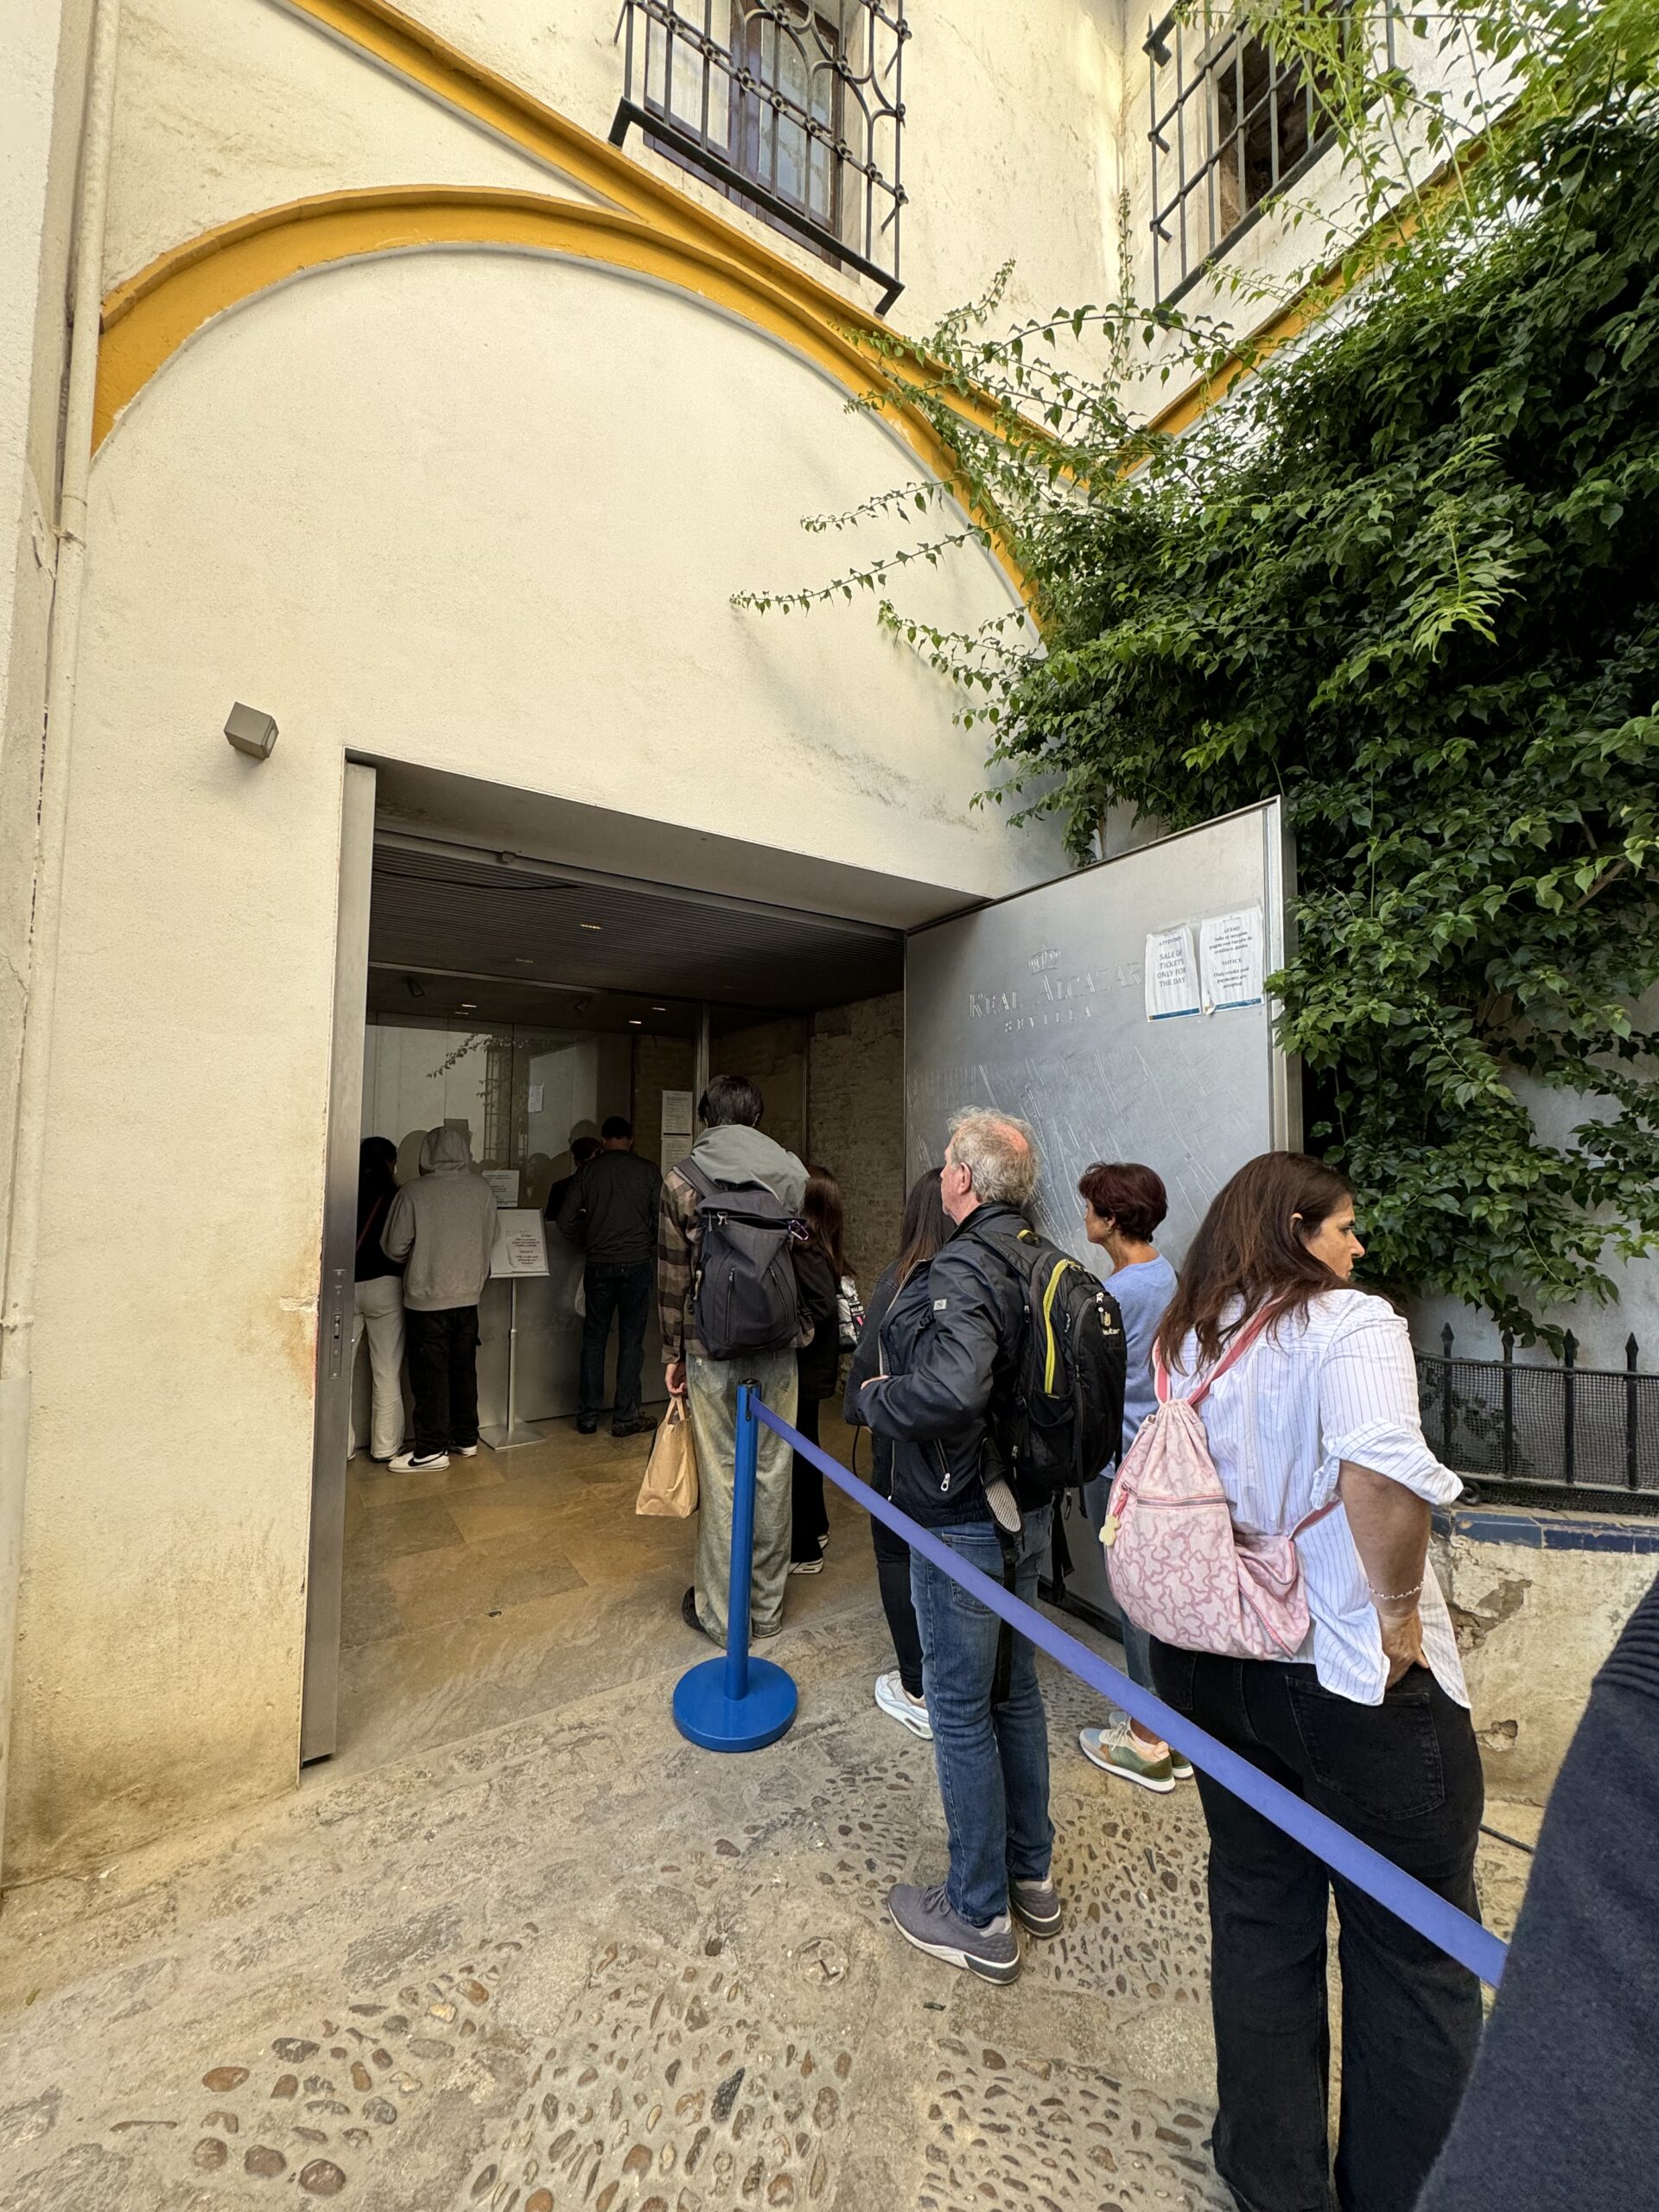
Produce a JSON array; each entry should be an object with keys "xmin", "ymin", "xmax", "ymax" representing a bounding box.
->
[
  {"xmin": 904, "ymin": 801, "xmax": 1297, "ymax": 1627},
  {"xmin": 302, "ymin": 761, "xmax": 376, "ymax": 1764}
]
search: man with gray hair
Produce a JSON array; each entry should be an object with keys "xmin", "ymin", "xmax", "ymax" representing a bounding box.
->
[{"xmin": 860, "ymin": 1107, "xmax": 1059, "ymax": 1983}]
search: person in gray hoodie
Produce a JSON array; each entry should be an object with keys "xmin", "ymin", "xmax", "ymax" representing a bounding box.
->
[
  {"xmin": 382, "ymin": 1125, "xmax": 498, "ymax": 1472},
  {"xmin": 658, "ymin": 1074, "xmax": 808, "ymax": 1644}
]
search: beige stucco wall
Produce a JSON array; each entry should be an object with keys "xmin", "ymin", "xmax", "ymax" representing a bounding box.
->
[
  {"xmin": 0, "ymin": 0, "xmax": 92, "ymax": 1288},
  {"xmin": 111, "ymin": 0, "xmax": 1123, "ymax": 344},
  {"xmin": 105, "ymin": 0, "xmax": 571, "ymax": 289},
  {"xmin": 7, "ymin": 240, "xmax": 1061, "ymax": 1878},
  {"xmin": 1433, "ymin": 1517, "xmax": 1656, "ymax": 1802}
]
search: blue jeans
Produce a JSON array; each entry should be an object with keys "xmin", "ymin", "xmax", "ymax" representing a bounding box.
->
[
  {"xmin": 910, "ymin": 1508, "xmax": 1055, "ymax": 1928},
  {"xmin": 578, "ymin": 1259, "xmax": 652, "ymax": 1422}
]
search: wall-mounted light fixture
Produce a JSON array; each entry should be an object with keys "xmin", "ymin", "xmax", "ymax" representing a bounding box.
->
[{"xmin": 224, "ymin": 701, "xmax": 278, "ymax": 760}]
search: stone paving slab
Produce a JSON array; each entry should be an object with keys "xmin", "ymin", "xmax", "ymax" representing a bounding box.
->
[{"xmin": 0, "ymin": 1595, "xmax": 1533, "ymax": 2211}]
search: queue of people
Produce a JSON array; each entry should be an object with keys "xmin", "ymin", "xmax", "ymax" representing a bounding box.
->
[{"xmin": 815, "ymin": 1110, "xmax": 1484, "ymax": 2212}]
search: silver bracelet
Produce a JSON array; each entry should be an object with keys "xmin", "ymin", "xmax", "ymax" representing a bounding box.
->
[{"xmin": 1369, "ymin": 1579, "xmax": 1423, "ymax": 1604}]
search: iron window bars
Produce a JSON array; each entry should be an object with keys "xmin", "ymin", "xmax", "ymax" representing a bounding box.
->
[
  {"xmin": 1417, "ymin": 1328, "xmax": 1659, "ymax": 1510},
  {"xmin": 613, "ymin": 0, "xmax": 907, "ymax": 311},
  {"xmin": 1145, "ymin": 3, "xmax": 1367, "ymax": 304}
]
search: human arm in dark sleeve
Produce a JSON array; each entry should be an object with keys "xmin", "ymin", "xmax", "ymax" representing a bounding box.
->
[
  {"xmin": 1415, "ymin": 1567, "xmax": 1659, "ymax": 2212},
  {"xmin": 381, "ymin": 1186, "xmax": 414, "ymax": 1264},
  {"xmin": 555, "ymin": 1166, "xmax": 588, "ymax": 1247},
  {"xmin": 861, "ymin": 1247, "xmax": 1001, "ymax": 1442}
]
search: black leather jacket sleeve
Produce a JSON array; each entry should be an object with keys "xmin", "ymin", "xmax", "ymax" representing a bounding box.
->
[{"xmin": 861, "ymin": 1241, "xmax": 1005, "ymax": 1443}]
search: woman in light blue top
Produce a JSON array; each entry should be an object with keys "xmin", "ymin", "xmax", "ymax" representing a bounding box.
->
[{"xmin": 1075, "ymin": 1161, "xmax": 1186, "ymax": 1792}]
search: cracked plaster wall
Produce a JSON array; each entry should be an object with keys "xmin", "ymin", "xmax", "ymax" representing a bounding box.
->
[{"xmin": 1432, "ymin": 1523, "xmax": 1656, "ymax": 1801}]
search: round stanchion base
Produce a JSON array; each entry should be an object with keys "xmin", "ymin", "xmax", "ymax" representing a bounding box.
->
[{"xmin": 673, "ymin": 1656, "xmax": 798, "ymax": 1752}]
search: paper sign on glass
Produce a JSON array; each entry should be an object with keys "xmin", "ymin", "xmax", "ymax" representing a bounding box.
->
[
  {"xmin": 491, "ymin": 1208, "xmax": 550, "ymax": 1279},
  {"xmin": 528, "ymin": 1083, "xmax": 544, "ymax": 1114},
  {"xmin": 1144, "ymin": 925, "xmax": 1201, "ymax": 1020},
  {"xmin": 662, "ymin": 1089, "xmax": 695, "ymax": 1134},
  {"xmin": 1199, "ymin": 907, "xmax": 1265, "ymax": 1012},
  {"xmin": 482, "ymin": 1167, "xmax": 521, "ymax": 1209}
]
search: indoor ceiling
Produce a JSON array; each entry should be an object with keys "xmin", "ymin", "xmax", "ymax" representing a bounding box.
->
[{"xmin": 366, "ymin": 839, "xmax": 906, "ymax": 1016}]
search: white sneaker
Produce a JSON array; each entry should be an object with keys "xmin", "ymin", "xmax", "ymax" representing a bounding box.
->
[
  {"xmin": 874, "ymin": 1670, "xmax": 932, "ymax": 1739},
  {"xmin": 1079, "ymin": 1720, "xmax": 1175, "ymax": 1794},
  {"xmin": 454, "ymin": 1444, "xmax": 479, "ymax": 1459},
  {"xmin": 388, "ymin": 1448, "xmax": 448, "ymax": 1474},
  {"xmin": 787, "ymin": 1556, "xmax": 823, "ymax": 1575}
]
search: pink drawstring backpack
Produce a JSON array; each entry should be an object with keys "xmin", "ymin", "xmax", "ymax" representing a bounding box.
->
[{"xmin": 1103, "ymin": 1310, "xmax": 1338, "ymax": 1661}]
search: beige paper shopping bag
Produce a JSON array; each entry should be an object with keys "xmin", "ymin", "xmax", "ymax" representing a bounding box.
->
[{"xmin": 635, "ymin": 1398, "xmax": 699, "ymax": 1518}]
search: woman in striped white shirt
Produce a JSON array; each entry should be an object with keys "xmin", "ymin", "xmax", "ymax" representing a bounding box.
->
[{"xmin": 1149, "ymin": 1153, "xmax": 1484, "ymax": 2212}]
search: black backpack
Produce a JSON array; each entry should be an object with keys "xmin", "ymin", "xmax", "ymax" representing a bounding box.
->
[
  {"xmin": 977, "ymin": 1224, "xmax": 1128, "ymax": 1507},
  {"xmin": 682, "ymin": 1160, "xmax": 804, "ymax": 1359}
]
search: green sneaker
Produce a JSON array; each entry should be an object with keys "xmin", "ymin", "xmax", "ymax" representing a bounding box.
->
[
  {"xmin": 1079, "ymin": 1722, "xmax": 1176, "ymax": 1795},
  {"xmin": 1170, "ymin": 1749, "xmax": 1196, "ymax": 1782}
]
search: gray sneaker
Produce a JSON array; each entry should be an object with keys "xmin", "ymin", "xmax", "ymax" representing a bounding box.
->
[
  {"xmin": 887, "ymin": 1883, "xmax": 1020, "ymax": 1984},
  {"xmin": 1009, "ymin": 1875, "xmax": 1063, "ymax": 1939}
]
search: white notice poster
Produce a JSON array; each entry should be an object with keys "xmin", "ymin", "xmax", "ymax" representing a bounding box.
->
[
  {"xmin": 528, "ymin": 1083, "xmax": 544, "ymax": 1114},
  {"xmin": 483, "ymin": 1167, "xmax": 521, "ymax": 1209},
  {"xmin": 1144, "ymin": 925, "xmax": 1201, "ymax": 1020},
  {"xmin": 1199, "ymin": 906, "xmax": 1265, "ymax": 1012},
  {"xmin": 491, "ymin": 1208, "xmax": 550, "ymax": 1279}
]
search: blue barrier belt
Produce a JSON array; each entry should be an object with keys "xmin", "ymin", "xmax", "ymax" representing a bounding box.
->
[{"xmin": 754, "ymin": 1402, "xmax": 1508, "ymax": 1989}]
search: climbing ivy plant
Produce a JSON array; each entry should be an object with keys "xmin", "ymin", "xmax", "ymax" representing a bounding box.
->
[{"xmin": 740, "ymin": 0, "xmax": 1659, "ymax": 1337}]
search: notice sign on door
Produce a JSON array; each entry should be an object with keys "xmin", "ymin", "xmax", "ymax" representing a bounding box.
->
[
  {"xmin": 1144, "ymin": 925, "xmax": 1201, "ymax": 1020},
  {"xmin": 1199, "ymin": 906, "xmax": 1265, "ymax": 1012}
]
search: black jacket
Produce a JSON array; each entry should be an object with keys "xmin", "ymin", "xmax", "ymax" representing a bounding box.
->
[
  {"xmin": 555, "ymin": 1148, "xmax": 661, "ymax": 1266},
  {"xmin": 354, "ymin": 1168, "xmax": 403, "ymax": 1284},
  {"xmin": 794, "ymin": 1245, "xmax": 842, "ymax": 1402},
  {"xmin": 845, "ymin": 1259, "xmax": 902, "ymax": 1493},
  {"xmin": 860, "ymin": 1201, "xmax": 1030, "ymax": 1529}
]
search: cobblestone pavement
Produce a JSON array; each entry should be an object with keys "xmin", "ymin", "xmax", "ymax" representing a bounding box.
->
[{"xmin": 0, "ymin": 1522, "xmax": 1534, "ymax": 2210}]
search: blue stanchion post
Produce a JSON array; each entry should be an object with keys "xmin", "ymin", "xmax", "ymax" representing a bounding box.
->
[{"xmin": 672, "ymin": 1382, "xmax": 798, "ymax": 1752}]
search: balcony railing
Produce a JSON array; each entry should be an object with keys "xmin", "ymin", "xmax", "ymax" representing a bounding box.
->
[
  {"xmin": 1417, "ymin": 1327, "xmax": 1659, "ymax": 1510},
  {"xmin": 613, "ymin": 0, "xmax": 907, "ymax": 310}
]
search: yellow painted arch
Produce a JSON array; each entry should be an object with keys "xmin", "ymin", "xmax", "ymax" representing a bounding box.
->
[
  {"xmin": 94, "ymin": 185, "xmax": 1033, "ymax": 597},
  {"xmin": 100, "ymin": 187, "xmax": 925, "ymax": 458}
]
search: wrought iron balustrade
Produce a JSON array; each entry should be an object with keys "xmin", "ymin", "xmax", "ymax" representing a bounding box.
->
[
  {"xmin": 613, "ymin": 0, "xmax": 907, "ymax": 309},
  {"xmin": 1416, "ymin": 1326, "xmax": 1659, "ymax": 1508}
]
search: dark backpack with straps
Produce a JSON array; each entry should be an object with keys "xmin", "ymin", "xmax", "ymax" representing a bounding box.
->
[
  {"xmin": 976, "ymin": 1223, "xmax": 1128, "ymax": 1510},
  {"xmin": 682, "ymin": 1160, "xmax": 804, "ymax": 1359}
]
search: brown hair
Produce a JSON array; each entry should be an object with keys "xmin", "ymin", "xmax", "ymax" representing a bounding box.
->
[
  {"xmin": 804, "ymin": 1164, "xmax": 846, "ymax": 1277},
  {"xmin": 1155, "ymin": 1152, "xmax": 1356, "ymax": 1372},
  {"xmin": 1077, "ymin": 1161, "xmax": 1167, "ymax": 1243},
  {"xmin": 894, "ymin": 1167, "xmax": 947, "ymax": 1288}
]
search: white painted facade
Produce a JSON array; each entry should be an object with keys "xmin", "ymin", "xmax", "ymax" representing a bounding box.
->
[
  {"xmin": 0, "ymin": 0, "xmax": 1631, "ymax": 1884},
  {"xmin": 0, "ymin": 0, "xmax": 1135, "ymax": 1878}
]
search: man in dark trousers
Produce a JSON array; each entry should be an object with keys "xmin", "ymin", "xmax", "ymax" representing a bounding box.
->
[
  {"xmin": 860, "ymin": 1108, "xmax": 1059, "ymax": 1986},
  {"xmin": 557, "ymin": 1115, "xmax": 661, "ymax": 1437}
]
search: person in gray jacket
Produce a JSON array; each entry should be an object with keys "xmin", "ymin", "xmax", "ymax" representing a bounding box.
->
[
  {"xmin": 658, "ymin": 1076, "xmax": 808, "ymax": 1645},
  {"xmin": 382, "ymin": 1125, "xmax": 498, "ymax": 1472}
]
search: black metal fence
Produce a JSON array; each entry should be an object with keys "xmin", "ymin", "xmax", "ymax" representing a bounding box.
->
[{"xmin": 1416, "ymin": 1328, "xmax": 1659, "ymax": 1506}]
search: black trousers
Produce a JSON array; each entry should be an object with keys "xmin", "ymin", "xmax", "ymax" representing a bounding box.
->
[
  {"xmin": 790, "ymin": 1395, "xmax": 830, "ymax": 1560},
  {"xmin": 1150, "ymin": 1639, "xmax": 1484, "ymax": 2212},
  {"xmin": 870, "ymin": 1497, "xmax": 925, "ymax": 1698},
  {"xmin": 405, "ymin": 1304, "xmax": 480, "ymax": 1456},
  {"xmin": 578, "ymin": 1258, "xmax": 652, "ymax": 1423}
]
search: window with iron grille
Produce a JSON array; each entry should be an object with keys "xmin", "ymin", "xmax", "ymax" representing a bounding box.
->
[
  {"xmin": 612, "ymin": 1, "xmax": 907, "ymax": 311},
  {"xmin": 1146, "ymin": 4, "xmax": 1364, "ymax": 303}
]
